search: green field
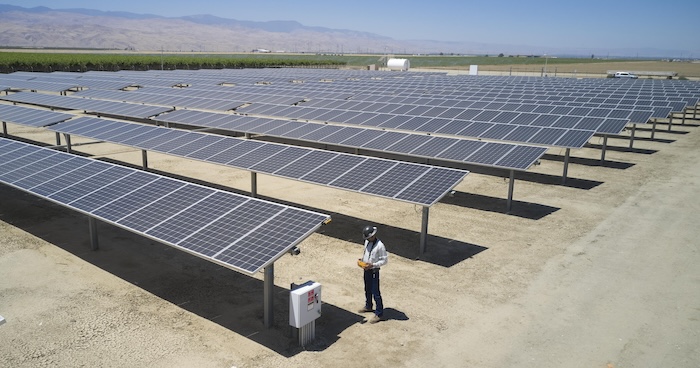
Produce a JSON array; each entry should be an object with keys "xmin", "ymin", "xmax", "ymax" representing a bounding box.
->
[
  {"xmin": 2, "ymin": 51, "xmax": 695, "ymax": 77},
  {"xmin": 0, "ymin": 51, "xmax": 643, "ymax": 71}
]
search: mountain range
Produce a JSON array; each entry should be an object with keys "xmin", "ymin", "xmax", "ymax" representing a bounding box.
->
[{"xmin": 0, "ymin": 4, "xmax": 686, "ymax": 57}]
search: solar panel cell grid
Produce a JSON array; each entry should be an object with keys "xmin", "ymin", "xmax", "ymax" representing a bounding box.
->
[
  {"xmin": 0, "ymin": 150, "xmax": 60, "ymax": 183},
  {"xmin": 69, "ymin": 170, "xmax": 157, "ymax": 213},
  {"xmin": 362, "ymin": 163, "xmax": 428, "ymax": 198},
  {"xmin": 410, "ymin": 136, "xmax": 457, "ymax": 157},
  {"xmin": 395, "ymin": 168, "xmax": 466, "ymax": 205},
  {"xmin": 274, "ymin": 150, "xmax": 338, "ymax": 178},
  {"xmin": 301, "ymin": 154, "xmax": 366, "ymax": 184},
  {"xmin": 145, "ymin": 191, "xmax": 247, "ymax": 245},
  {"xmin": 438, "ymin": 140, "xmax": 487, "ymax": 161},
  {"xmin": 329, "ymin": 160, "xmax": 397, "ymax": 191},
  {"xmin": 457, "ymin": 122, "xmax": 494, "ymax": 137},
  {"xmin": 92, "ymin": 177, "xmax": 186, "ymax": 222},
  {"xmin": 360, "ymin": 131, "xmax": 409, "ymax": 150},
  {"xmin": 29, "ymin": 160, "xmax": 115, "ymax": 198},
  {"xmin": 227, "ymin": 143, "xmax": 285, "ymax": 169},
  {"xmin": 176, "ymin": 200, "xmax": 281, "ymax": 257},
  {"xmin": 480, "ymin": 124, "xmax": 518, "ymax": 140},
  {"xmin": 466, "ymin": 143, "xmax": 514, "ymax": 165},
  {"xmin": 205, "ymin": 140, "xmax": 256, "ymax": 164},
  {"xmin": 496, "ymin": 145, "xmax": 547, "ymax": 170},
  {"xmin": 555, "ymin": 129, "xmax": 596, "ymax": 148},
  {"xmin": 118, "ymin": 185, "xmax": 214, "ymax": 232}
]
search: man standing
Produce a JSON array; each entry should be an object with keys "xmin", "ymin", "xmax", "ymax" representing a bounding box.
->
[{"xmin": 357, "ymin": 225, "xmax": 388, "ymax": 323}]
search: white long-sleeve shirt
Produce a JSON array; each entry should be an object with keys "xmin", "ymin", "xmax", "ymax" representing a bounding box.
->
[{"xmin": 362, "ymin": 238, "xmax": 388, "ymax": 269}]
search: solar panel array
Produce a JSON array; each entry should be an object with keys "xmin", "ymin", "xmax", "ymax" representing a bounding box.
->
[
  {"xmin": 0, "ymin": 137, "xmax": 330, "ymax": 274},
  {"xmin": 57, "ymin": 71, "xmax": 698, "ymax": 151},
  {"xmin": 73, "ymin": 87, "xmax": 597, "ymax": 149},
  {"xmin": 0, "ymin": 78, "xmax": 80, "ymax": 93},
  {"xmin": 49, "ymin": 116, "xmax": 469, "ymax": 206},
  {"xmin": 3, "ymin": 69, "xmax": 699, "ymax": 177},
  {"xmin": 154, "ymin": 109, "xmax": 548, "ymax": 171},
  {"xmin": 75, "ymin": 88, "xmax": 248, "ymax": 111},
  {"xmin": 0, "ymin": 92, "xmax": 172, "ymax": 119},
  {"xmin": 0, "ymin": 104, "xmax": 74, "ymax": 127}
]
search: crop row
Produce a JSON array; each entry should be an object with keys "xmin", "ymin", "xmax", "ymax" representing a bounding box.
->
[{"xmin": 0, "ymin": 52, "xmax": 346, "ymax": 73}]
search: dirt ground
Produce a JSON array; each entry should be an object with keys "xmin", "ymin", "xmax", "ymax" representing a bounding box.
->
[
  {"xmin": 431, "ymin": 61, "xmax": 700, "ymax": 79},
  {"xmin": 1, "ymin": 106, "xmax": 699, "ymax": 367}
]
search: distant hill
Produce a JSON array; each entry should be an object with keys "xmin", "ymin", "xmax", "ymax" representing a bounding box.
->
[
  {"xmin": 0, "ymin": 4, "xmax": 415, "ymax": 54},
  {"xmin": 0, "ymin": 4, "xmax": 687, "ymax": 57}
]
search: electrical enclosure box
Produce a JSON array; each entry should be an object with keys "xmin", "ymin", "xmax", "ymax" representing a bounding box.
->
[{"xmin": 289, "ymin": 281, "xmax": 322, "ymax": 328}]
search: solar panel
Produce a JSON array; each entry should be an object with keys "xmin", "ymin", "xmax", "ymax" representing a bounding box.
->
[
  {"xmin": 301, "ymin": 154, "xmax": 366, "ymax": 184},
  {"xmin": 329, "ymin": 160, "xmax": 397, "ymax": 191},
  {"xmin": 50, "ymin": 117, "xmax": 469, "ymax": 207},
  {"xmin": 0, "ymin": 137, "xmax": 329, "ymax": 275},
  {"xmin": 0, "ymin": 104, "xmax": 73, "ymax": 127},
  {"xmin": 0, "ymin": 92, "xmax": 172, "ymax": 119}
]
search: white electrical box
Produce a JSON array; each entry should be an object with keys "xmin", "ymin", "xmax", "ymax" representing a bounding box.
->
[{"xmin": 289, "ymin": 281, "xmax": 322, "ymax": 328}]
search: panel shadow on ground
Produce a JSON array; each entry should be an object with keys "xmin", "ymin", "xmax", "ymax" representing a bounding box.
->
[
  {"xmin": 440, "ymin": 191, "xmax": 560, "ymax": 220},
  {"xmin": 0, "ymin": 187, "xmax": 362, "ymax": 357}
]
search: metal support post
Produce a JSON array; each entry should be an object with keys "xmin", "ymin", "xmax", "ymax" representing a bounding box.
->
[
  {"xmin": 65, "ymin": 134, "xmax": 72, "ymax": 153},
  {"xmin": 651, "ymin": 120, "xmax": 657, "ymax": 140},
  {"xmin": 141, "ymin": 150, "xmax": 148, "ymax": 169},
  {"xmin": 2, "ymin": 121, "xmax": 7, "ymax": 138},
  {"xmin": 251, "ymin": 172, "xmax": 258, "ymax": 198},
  {"xmin": 55, "ymin": 132, "xmax": 61, "ymax": 146},
  {"xmin": 562, "ymin": 148, "xmax": 570, "ymax": 184},
  {"xmin": 245, "ymin": 133, "xmax": 251, "ymax": 139},
  {"xmin": 600, "ymin": 135, "xmax": 608, "ymax": 163},
  {"xmin": 629, "ymin": 124, "xmax": 636, "ymax": 149},
  {"xmin": 507, "ymin": 170, "xmax": 515, "ymax": 213},
  {"xmin": 681, "ymin": 110, "xmax": 686, "ymax": 125},
  {"xmin": 89, "ymin": 217, "xmax": 99, "ymax": 251},
  {"xmin": 419, "ymin": 206, "xmax": 429, "ymax": 254},
  {"xmin": 667, "ymin": 116, "xmax": 673, "ymax": 132},
  {"xmin": 264, "ymin": 264, "xmax": 274, "ymax": 328}
]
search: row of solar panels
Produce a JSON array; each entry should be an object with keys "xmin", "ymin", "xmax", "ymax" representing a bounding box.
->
[
  {"xmin": 0, "ymin": 92, "xmax": 172, "ymax": 119},
  {"xmin": 4, "ymin": 69, "xmax": 697, "ymax": 160},
  {"xmin": 120, "ymin": 83, "xmax": 683, "ymax": 124},
  {"xmin": 8, "ymin": 70, "xmax": 697, "ymax": 115},
  {"xmin": 0, "ymin": 91, "xmax": 553, "ymax": 172},
  {"xmin": 0, "ymin": 103, "xmax": 471, "ymax": 207},
  {"xmin": 195, "ymin": 80, "xmax": 693, "ymax": 113},
  {"xmin": 153, "ymin": 109, "xmax": 549, "ymax": 170},
  {"xmin": 128, "ymin": 84, "xmax": 685, "ymax": 118},
  {"xmin": 69, "ymin": 88, "xmax": 598, "ymax": 148},
  {"xmin": 288, "ymin": 77, "xmax": 700, "ymax": 92},
  {"xmin": 0, "ymin": 137, "xmax": 330, "ymax": 275},
  {"xmin": 237, "ymin": 102, "xmax": 635, "ymax": 138},
  {"xmin": 0, "ymin": 104, "xmax": 74, "ymax": 127},
  {"xmin": 298, "ymin": 97, "xmax": 667, "ymax": 121},
  {"xmin": 124, "ymin": 83, "xmax": 698, "ymax": 108},
  {"xmin": 10, "ymin": 70, "xmax": 700, "ymax": 98},
  {"xmin": 228, "ymin": 77, "xmax": 700, "ymax": 95},
  {"xmin": 223, "ymin": 83, "xmax": 696, "ymax": 111},
  {"xmin": 48, "ymin": 116, "xmax": 468, "ymax": 207}
]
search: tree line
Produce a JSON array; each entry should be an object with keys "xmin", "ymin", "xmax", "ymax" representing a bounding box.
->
[{"xmin": 0, "ymin": 52, "xmax": 346, "ymax": 73}]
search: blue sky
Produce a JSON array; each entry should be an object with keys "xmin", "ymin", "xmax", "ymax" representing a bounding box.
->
[{"xmin": 3, "ymin": 0, "xmax": 699, "ymax": 56}]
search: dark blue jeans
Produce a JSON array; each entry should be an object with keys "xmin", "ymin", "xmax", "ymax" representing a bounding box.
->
[{"xmin": 363, "ymin": 269, "xmax": 383, "ymax": 316}]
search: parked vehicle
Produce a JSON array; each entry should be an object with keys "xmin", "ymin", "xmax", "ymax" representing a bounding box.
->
[{"xmin": 614, "ymin": 71, "xmax": 638, "ymax": 79}]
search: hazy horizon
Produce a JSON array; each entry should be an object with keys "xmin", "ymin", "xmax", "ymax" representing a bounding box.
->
[{"xmin": 1, "ymin": 1, "xmax": 698, "ymax": 58}]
